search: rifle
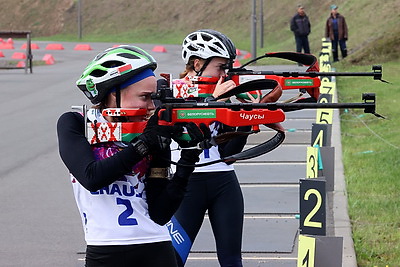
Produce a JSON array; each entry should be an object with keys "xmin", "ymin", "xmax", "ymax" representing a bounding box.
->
[
  {"xmin": 168, "ymin": 52, "xmax": 386, "ymax": 103},
  {"xmin": 75, "ymin": 78, "xmax": 380, "ymax": 167}
]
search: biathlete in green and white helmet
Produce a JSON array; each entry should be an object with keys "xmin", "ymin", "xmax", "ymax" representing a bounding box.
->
[
  {"xmin": 57, "ymin": 45, "xmax": 209, "ymax": 267},
  {"xmin": 76, "ymin": 45, "xmax": 157, "ymax": 106}
]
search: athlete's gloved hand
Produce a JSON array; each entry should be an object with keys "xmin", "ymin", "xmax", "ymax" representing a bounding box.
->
[
  {"xmin": 149, "ymin": 147, "xmax": 171, "ymax": 169},
  {"xmin": 173, "ymin": 123, "xmax": 211, "ymax": 183},
  {"xmin": 135, "ymin": 109, "xmax": 183, "ymax": 153},
  {"xmin": 173, "ymin": 122, "xmax": 212, "ymax": 149}
]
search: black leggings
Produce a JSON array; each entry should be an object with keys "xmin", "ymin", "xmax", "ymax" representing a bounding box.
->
[
  {"xmin": 85, "ymin": 241, "xmax": 177, "ymax": 267},
  {"xmin": 172, "ymin": 171, "xmax": 244, "ymax": 267}
]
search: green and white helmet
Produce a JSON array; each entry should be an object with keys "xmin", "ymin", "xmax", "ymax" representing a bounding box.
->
[{"xmin": 76, "ymin": 45, "xmax": 157, "ymax": 104}]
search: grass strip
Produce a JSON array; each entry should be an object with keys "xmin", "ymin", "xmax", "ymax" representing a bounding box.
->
[{"xmin": 337, "ymin": 60, "xmax": 400, "ymax": 266}]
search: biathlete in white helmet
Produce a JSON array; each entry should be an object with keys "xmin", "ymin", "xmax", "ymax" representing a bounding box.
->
[{"xmin": 164, "ymin": 29, "xmax": 283, "ymax": 267}]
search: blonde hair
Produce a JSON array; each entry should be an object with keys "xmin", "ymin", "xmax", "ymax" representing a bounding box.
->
[{"xmin": 179, "ymin": 57, "xmax": 205, "ymax": 78}]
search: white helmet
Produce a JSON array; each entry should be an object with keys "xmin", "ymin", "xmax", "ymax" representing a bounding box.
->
[{"xmin": 182, "ymin": 29, "xmax": 236, "ymax": 64}]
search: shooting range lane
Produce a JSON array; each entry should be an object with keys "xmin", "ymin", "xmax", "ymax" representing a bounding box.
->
[{"xmin": 0, "ymin": 42, "xmax": 351, "ymax": 267}]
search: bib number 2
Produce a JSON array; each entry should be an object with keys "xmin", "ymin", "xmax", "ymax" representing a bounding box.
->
[{"xmin": 117, "ymin": 197, "xmax": 138, "ymax": 226}]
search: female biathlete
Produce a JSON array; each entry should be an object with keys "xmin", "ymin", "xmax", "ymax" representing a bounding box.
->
[
  {"xmin": 166, "ymin": 29, "xmax": 284, "ymax": 267},
  {"xmin": 57, "ymin": 45, "xmax": 208, "ymax": 267}
]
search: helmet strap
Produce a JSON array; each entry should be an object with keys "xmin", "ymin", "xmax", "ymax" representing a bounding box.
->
[
  {"xmin": 115, "ymin": 86, "xmax": 121, "ymax": 108},
  {"xmin": 114, "ymin": 86, "xmax": 128, "ymax": 122},
  {"xmin": 195, "ymin": 58, "xmax": 213, "ymax": 76}
]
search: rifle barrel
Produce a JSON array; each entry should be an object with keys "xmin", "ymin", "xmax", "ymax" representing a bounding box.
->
[
  {"xmin": 271, "ymin": 102, "xmax": 372, "ymax": 110},
  {"xmin": 161, "ymin": 92, "xmax": 376, "ymax": 115},
  {"xmin": 229, "ymin": 71, "xmax": 380, "ymax": 79},
  {"xmin": 164, "ymin": 102, "xmax": 374, "ymax": 111}
]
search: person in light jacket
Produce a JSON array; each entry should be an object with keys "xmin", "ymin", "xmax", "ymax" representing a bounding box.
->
[{"xmin": 325, "ymin": 4, "xmax": 348, "ymax": 62}]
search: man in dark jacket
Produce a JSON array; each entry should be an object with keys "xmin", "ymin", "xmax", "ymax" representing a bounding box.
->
[
  {"xmin": 290, "ymin": 4, "xmax": 311, "ymax": 56},
  {"xmin": 325, "ymin": 4, "xmax": 348, "ymax": 62}
]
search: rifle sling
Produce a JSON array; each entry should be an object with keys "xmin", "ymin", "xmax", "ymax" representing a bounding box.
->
[
  {"xmin": 222, "ymin": 131, "xmax": 285, "ymax": 163},
  {"xmin": 171, "ymin": 130, "xmax": 285, "ymax": 167},
  {"xmin": 212, "ymin": 131, "xmax": 253, "ymax": 145}
]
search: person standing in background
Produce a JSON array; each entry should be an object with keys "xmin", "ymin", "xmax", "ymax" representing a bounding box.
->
[
  {"xmin": 290, "ymin": 4, "xmax": 311, "ymax": 56},
  {"xmin": 325, "ymin": 4, "xmax": 348, "ymax": 62}
]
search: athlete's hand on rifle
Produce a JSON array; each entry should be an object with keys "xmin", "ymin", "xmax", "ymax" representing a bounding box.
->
[
  {"xmin": 175, "ymin": 123, "xmax": 211, "ymax": 179},
  {"xmin": 236, "ymin": 90, "xmax": 261, "ymax": 103},
  {"xmin": 174, "ymin": 122, "xmax": 211, "ymax": 166},
  {"xmin": 236, "ymin": 83, "xmax": 284, "ymax": 133},
  {"xmin": 135, "ymin": 109, "xmax": 183, "ymax": 153},
  {"xmin": 212, "ymin": 76, "xmax": 236, "ymax": 101},
  {"xmin": 173, "ymin": 122, "xmax": 212, "ymax": 149},
  {"xmin": 260, "ymin": 84, "xmax": 283, "ymax": 103},
  {"xmin": 149, "ymin": 122, "xmax": 211, "ymax": 170}
]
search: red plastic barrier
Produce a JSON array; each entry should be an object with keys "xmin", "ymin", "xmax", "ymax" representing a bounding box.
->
[
  {"xmin": 0, "ymin": 43, "xmax": 14, "ymax": 49},
  {"xmin": 12, "ymin": 52, "xmax": 26, "ymax": 59},
  {"xmin": 42, "ymin": 54, "xmax": 55, "ymax": 65},
  {"xmin": 21, "ymin": 43, "xmax": 40, "ymax": 49},
  {"xmin": 74, "ymin": 44, "xmax": 92, "ymax": 50},
  {"xmin": 243, "ymin": 52, "xmax": 252, "ymax": 59},
  {"xmin": 16, "ymin": 61, "xmax": 26, "ymax": 67},
  {"xmin": 45, "ymin": 43, "xmax": 64, "ymax": 50},
  {"xmin": 152, "ymin": 45, "xmax": 167, "ymax": 53}
]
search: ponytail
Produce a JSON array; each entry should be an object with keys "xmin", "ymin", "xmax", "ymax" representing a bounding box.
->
[{"xmin": 179, "ymin": 57, "xmax": 205, "ymax": 78}]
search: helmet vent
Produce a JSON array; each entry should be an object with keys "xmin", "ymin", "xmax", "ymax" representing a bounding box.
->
[
  {"xmin": 210, "ymin": 46, "xmax": 220, "ymax": 54},
  {"xmin": 101, "ymin": 60, "xmax": 124, "ymax": 68},
  {"xmin": 201, "ymin": 34, "xmax": 212, "ymax": 42},
  {"xmin": 188, "ymin": 45, "xmax": 197, "ymax": 52},
  {"xmin": 214, "ymin": 42, "xmax": 224, "ymax": 50},
  {"xmin": 117, "ymin": 53, "xmax": 140, "ymax": 59},
  {"xmin": 89, "ymin": 69, "xmax": 108, "ymax": 77}
]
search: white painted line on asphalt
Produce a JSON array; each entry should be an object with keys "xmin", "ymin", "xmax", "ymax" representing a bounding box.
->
[
  {"xmin": 187, "ymin": 256, "xmax": 297, "ymax": 260},
  {"xmin": 240, "ymin": 184, "xmax": 299, "ymax": 188},
  {"xmin": 234, "ymin": 162, "xmax": 306, "ymax": 166},
  {"xmin": 204, "ymin": 214, "xmax": 298, "ymax": 219},
  {"xmin": 244, "ymin": 215, "xmax": 296, "ymax": 219}
]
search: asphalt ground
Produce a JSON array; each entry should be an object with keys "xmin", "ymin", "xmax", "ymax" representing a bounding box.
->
[{"xmin": 0, "ymin": 40, "xmax": 356, "ymax": 266}]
